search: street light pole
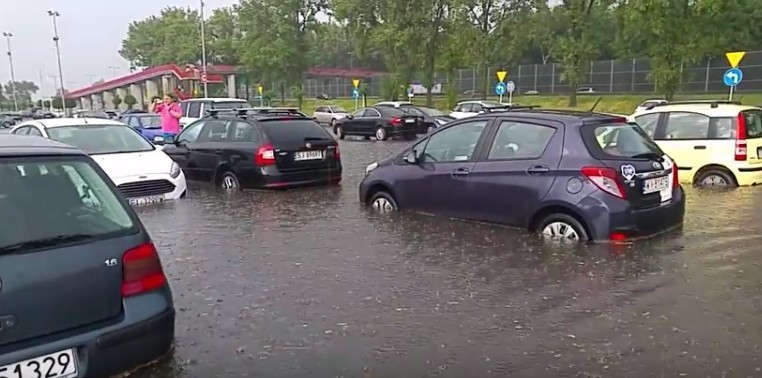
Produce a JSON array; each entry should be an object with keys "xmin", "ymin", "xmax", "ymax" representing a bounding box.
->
[
  {"xmin": 199, "ymin": 0, "xmax": 209, "ymax": 98},
  {"xmin": 48, "ymin": 10, "xmax": 68, "ymax": 116},
  {"xmin": 2, "ymin": 32, "xmax": 18, "ymax": 111},
  {"xmin": 108, "ymin": 66, "xmax": 119, "ymax": 77}
]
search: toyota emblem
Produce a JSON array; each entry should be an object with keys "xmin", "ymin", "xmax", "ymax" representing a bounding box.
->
[
  {"xmin": 305, "ymin": 143, "xmax": 312, "ymax": 149},
  {"xmin": 652, "ymin": 161, "xmax": 662, "ymax": 170}
]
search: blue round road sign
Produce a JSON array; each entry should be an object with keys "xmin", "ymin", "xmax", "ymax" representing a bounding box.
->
[
  {"xmin": 723, "ymin": 68, "xmax": 743, "ymax": 87},
  {"xmin": 352, "ymin": 88, "xmax": 360, "ymax": 98},
  {"xmin": 495, "ymin": 82, "xmax": 506, "ymax": 95}
]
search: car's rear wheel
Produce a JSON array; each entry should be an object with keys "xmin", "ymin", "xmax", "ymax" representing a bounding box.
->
[
  {"xmin": 219, "ymin": 171, "xmax": 241, "ymax": 191},
  {"xmin": 537, "ymin": 213, "xmax": 588, "ymax": 242},
  {"xmin": 695, "ymin": 169, "xmax": 736, "ymax": 188},
  {"xmin": 369, "ymin": 191, "xmax": 398, "ymax": 213},
  {"xmin": 375, "ymin": 127, "xmax": 388, "ymax": 141},
  {"xmin": 334, "ymin": 125, "xmax": 346, "ymax": 139}
]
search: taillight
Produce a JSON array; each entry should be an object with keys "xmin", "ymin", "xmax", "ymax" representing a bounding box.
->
[
  {"xmin": 581, "ymin": 166, "xmax": 627, "ymax": 199},
  {"xmin": 736, "ymin": 112, "xmax": 747, "ymax": 161},
  {"xmin": 391, "ymin": 117, "xmax": 402, "ymax": 127},
  {"xmin": 122, "ymin": 242, "xmax": 166, "ymax": 297},
  {"xmin": 672, "ymin": 161, "xmax": 680, "ymax": 188},
  {"xmin": 255, "ymin": 144, "xmax": 276, "ymax": 166},
  {"xmin": 334, "ymin": 144, "xmax": 340, "ymax": 160}
]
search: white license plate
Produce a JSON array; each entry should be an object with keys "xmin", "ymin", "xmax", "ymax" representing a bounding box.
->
[
  {"xmin": 294, "ymin": 150, "xmax": 323, "ymax": 161},
  {"xmin": 0, "ymin": 348, "xmax": 78, "ymax": 378},
  {"xmin": 643, "ymin": 176, "xmax": 670, "ymax": 194},
  {"xmin": 404, "ymin": 118, "xmax": 415, "ymax": 124},
  {"xmin": 128, "ymin": 195, "xmax": 165, "ymax": 205}
]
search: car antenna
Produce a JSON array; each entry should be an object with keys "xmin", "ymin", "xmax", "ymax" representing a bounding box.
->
[{"xmin": 589, "ymin": 97, "xmax": 602, "ymax": 112}]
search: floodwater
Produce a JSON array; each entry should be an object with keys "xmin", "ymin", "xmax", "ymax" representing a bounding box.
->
[{"xmin": 132, "ymin": 137, "xmax": 762, "ymax": 378}]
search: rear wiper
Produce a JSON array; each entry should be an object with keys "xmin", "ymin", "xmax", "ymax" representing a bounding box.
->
[
  {"xmin": 0, "ymin": 234, "xmax": 94, "ymax": 255},
  {"xmin": 631, "ymin": 152, "xmax": 664, "ymax": 161},
  {"xmin": 304, "ymin": 137, "xmax": 331, "ymax": 141}
]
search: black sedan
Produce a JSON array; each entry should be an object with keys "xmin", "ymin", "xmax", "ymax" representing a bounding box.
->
[
  {"xmin": 333, "ymin": 106, "xmax": 421, "ymax": 141},
  {"xmin": 376, "ymin": 104, "xmax": 455, "ymax": 134}
]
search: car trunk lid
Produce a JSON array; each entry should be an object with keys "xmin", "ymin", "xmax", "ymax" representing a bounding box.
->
[{"xmin": 260, "ymin": 119, "xmax": 339, "ymax": 172}]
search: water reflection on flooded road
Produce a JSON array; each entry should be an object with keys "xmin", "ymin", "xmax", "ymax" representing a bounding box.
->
[{"xmin": 132, "ymin": 138, "xmax": 762, "ymax": 377}]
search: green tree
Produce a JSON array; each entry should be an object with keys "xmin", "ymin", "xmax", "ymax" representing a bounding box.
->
[
  {"xmin": 123, "ymin": 94, "xmax": 138, "ymax": 109},
  {"xmin": 112, "ymin": 94, "xmax": 123, "ymax": 109},
  {"xmin": 52, "ymin": 97, "xmax": 77, "ymax": 110},
  {"xmin": 207, "ymin": 6, "xmax": 242, "ymax": 65},
  {"xmin": 3, "ymin": 81, "xmax": 39, "ymax": 104},
  {"xmin": 120, "ymin": 7, "xmax": 201, "ymax": 67},
  {"xmin": 290, "ymin": 85, "xmax": 305, "ymax": 108}
]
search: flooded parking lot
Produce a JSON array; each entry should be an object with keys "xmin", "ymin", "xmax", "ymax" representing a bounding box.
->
[{"xmin": 131, "ymin": 137, "xmax": 762, "ymax": 377}]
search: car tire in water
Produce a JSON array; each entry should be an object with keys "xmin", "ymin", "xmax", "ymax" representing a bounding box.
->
[
  {"xmin": 219, "ymin": 171, "xmax": 241, "ymax": 191},
  {"xmin": 537, "ymin": 213, "xmax": 588, "ymax": 242},
  {"xmin": 375, "ymin": 127, "xmax": 388, "ymax": 141},
  {"xmin": 369, "ymin": 191, "xmax": 398, "ymax": 213},
  {"xmin": 695, "ymin": 168, "xmax": 736, "ymax": 188},
  {"xmin": 334, "ymin": 125, "xmax": 346, "ymax": 139}
]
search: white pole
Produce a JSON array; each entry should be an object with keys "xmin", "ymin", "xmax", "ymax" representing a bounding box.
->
[
  {"xmin": 3, "ymin": 32, "xmax": 18, "ymax": 111},
  {"xmin": 48, "ymin": 10, "xmax": 68, "ymax": 116},
  {"xmin": 729, "ymin": 85, "xmax": 734, "ymax": 101},
  {"xmin": 199, "ymin": 0, "xmax": 209, "ymax": 98}
]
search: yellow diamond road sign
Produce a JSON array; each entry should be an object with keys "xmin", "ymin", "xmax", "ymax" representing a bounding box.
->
[
  {"xmin": 725, "ymin": 51, "xmax": 746, "ymax": 68},
  {"xmin": 496, "ymin": 70, "xmax": 507, "ymax": 82},
  {"xmin": 257, "ymin": 85, "xmax": 263, "ymax": 95},
  {"xmin": 352, "ymin": 79, "xmax": 360, "ymax": 88}
]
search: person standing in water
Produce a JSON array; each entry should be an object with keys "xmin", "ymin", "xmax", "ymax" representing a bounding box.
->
[{"xmin": 149, "ymin": 94, "xmax": 182, "ymax": 140}]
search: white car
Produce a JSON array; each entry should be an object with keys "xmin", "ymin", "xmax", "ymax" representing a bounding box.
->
[
  {"xmin": 179, "ymin": 97, "xmax": 250, "ymax": 127},
  {"xmin": 10, "ymin": 118, "xmax": 187, "ymax": 204},
  {"xmin": 449, "ymin": 101, "xmax": 508, "ymax": 119}
]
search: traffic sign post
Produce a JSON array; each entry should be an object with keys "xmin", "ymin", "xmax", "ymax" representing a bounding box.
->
[
  {"xmin": 407, "ymin": 86, "xmax": 415, "ymax": 99},
  {"xmin": 724, "ymin": 52, "xmax": 746, "ymax": 101},
  {"xmin": 352, "ymin": 88, "xmax": 360, "ymax": 99},
  {"xmin": 257, "ymin": 85, "xmax": 264, "ymax": 106},
  {"xmin": 506, "ymin": 81, "xmax": 515, "ymax": 104},
  {"xmin": 496, "ymin": 70, "xmax": 507, "ymax": 83},
  {"xmin": 352, "ymin": 79, "xmax": 360, "ymax": 110},
  {"xmin": 200, "ymin": 73, "xmax": 208, "ymax": 83},
  {"xmin": 495, "ymin": 82, "xmax": 506, "ymax": 103}
]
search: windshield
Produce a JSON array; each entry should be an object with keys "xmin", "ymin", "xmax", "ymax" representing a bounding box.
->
[
  {"xmin": 0, "ymin": 157, "xmax": 137, "ymax": 252},
  {"xmin": 582, "ymin": 123, "xmax": 663, "ymax": 159},
  {"xmin": 140, "ymin": 115, "xmax": 162, "ymax": 128},
  {"xmin": 212, "ymin": 101, "xmax": 249, "ymax": 110},
  {"xmin": 330, "ymin": 106, "xmax": 348, "ymax": 113},
  {"xmin": 260, "ymin": 120, "xmax": 333, "ymax": 144},
  {"xmin": 47, "ymin": 125, "xmax": 155, "ymax": 155}
]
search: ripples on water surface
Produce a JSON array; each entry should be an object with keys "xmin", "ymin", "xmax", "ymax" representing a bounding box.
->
[{"xmin": 131, "ymin": 138, "xmax": 762, "ymax": 377}]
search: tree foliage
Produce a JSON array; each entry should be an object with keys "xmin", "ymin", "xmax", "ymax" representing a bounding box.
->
[
  {"xmin": 52, "ymin": 97, "xmax": 77, "ymax": 110},
  {"xmin": 123, "ymin": 94, "xmax": 138, "ymax": 109},
  {"xmin": 3, "ymin": 81, "xmax": 39, "ymax": 105}
]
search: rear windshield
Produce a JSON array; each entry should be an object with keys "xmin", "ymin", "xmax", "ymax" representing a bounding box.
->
[
  {"xmin": 212, "ymin": 101, "xmax": 249, "ymax": 110},
  {"xmin": 742, "ymin": 109, "xmax": 762, "ymax": 139},
  {"xmin": 0, "ymin": 157, "xmax": 137, "ymax": 252},
  {"xmin": 581, "ymin": 123, "xmax": 663, "ymax": 160},
  {"xmin": 47, "ymin": 124, "xmax": 155, "ymax": 155},
  {"xmin": 260, "ymin": 120, "xmax": 333, "ymax": 144}
]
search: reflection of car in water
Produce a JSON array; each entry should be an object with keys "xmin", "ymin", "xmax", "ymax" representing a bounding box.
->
[
  {"xmin": 629, "ymin": 100, "xmax": 762, "ymax": 188},
  {"xmin": 360, "ymin": 110, "xmax": 684, "ymax": 243},
  {"xmin": 0, "ymin": 135, "xmax": 175, "ymax": 378}
]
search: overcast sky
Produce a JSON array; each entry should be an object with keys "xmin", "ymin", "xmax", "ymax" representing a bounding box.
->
[{"xmin": 0, "ymin": 0, "xmax": 238, "ymax": 98}]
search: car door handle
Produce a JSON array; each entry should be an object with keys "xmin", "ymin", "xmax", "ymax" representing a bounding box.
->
[
  {"xmin": 451, "ymin": 168, "xmax": 470, "ymax": 177},
  {"xmin": 214, "ymin": 149, "xmax": 223, "ymax": 153},
  {"xmin": 694, "ymin": 145, "xmax": 706, "ymax": 150},
  {"xmin": 527, "ymin": 165, "xmax": 550, "ymax": 174}
]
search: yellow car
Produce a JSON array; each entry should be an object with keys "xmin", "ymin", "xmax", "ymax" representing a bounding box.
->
[{"xmin": 628, "ymin": 100, "xmax": 762, "ymax": 188}]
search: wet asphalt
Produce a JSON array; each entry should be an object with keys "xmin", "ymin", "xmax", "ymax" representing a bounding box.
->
[{"xmin": 120, "ymin": 134, "xmax": 762, "ymax": 378}]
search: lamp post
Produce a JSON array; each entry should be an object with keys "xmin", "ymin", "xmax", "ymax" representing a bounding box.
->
[
  {"xmin": 107, "ymin": 66, "xmax": 120, "ymax": 77},
  {"xmin": 2, "ymin": 32, "xmax": 18, "ymax": 111},
  {"xmin": 199, "ymin": 0, "xmax": 208, "ymax": 98},
  {"xmin": 47, "ymin": 10, "xmax": 68, "ymax": 116}
]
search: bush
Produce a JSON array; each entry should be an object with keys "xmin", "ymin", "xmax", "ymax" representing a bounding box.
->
[
  {"xmin": 51, "ymin": 97, "xmax": 77, "ymax": 110},
  {"xmin": 123, "ymin": 94, "xmax": 137, "ymax": 109}
]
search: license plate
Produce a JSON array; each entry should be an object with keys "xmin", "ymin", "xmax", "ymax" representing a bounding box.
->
[
  {"xmin": 404, "ymin": 118, "xmax": 415, "ymax": 124},
  {"xmin": 128, "ymin": 195, "xmax": 165, "ymax": 205},
  {"xmin": 0, "ymin": 348, "xmax": 78, "ymax": 378},
  {"xmin": 643, "ymin": 176, "xmax": 670, "ymax": 194},
  {"xmin": 294, "ymin": 150, "xmax": 323, "ymax": 161}
]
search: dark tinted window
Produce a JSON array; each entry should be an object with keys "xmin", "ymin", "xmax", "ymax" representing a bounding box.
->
[
  {"xmin": 187, "ymin": 101, "xmax": 202, "ymax": 117},
  {"xmin": 582, "ymin": 123, "xmax": 663, "ymax": 159},
  {"xmin": 742, "ymin": 109, "xmax": 762, "ymax": 139},
  {"xmin": 180, "ymin": 101, "xmax": 189, "ymax": 116},
  {"xmin": 362, "ymin": 109, "xmax": 381, "ymax": 117},
  {"xmin": 0, "ymin": 158, "xmax": 136, "ymax": 251},
  {"xmin": 197, "ymin": 120, "xmax": 229, "ymax": 142},
  {"xmin": 229, "ymin": 121, "xmax": 260, "ymax": 142},
  {"xmin": 260, "ymin": 120, "xmax": 333, "ymax": 144},
  {"xmin": 376, "ymin": 107, "xmax": 404, "ymax": 117},
  {"xmin": 211, "ymin": 101, "xmax": 249, "ymax": 110}
]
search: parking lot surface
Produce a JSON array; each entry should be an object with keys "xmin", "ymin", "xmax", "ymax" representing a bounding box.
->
[{"xmin": 126, "ymin": 137, "xmax": 761, "ymax": 377}]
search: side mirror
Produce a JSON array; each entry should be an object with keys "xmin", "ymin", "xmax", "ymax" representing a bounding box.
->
[
  {"xmin": 478, "ymin": 110, "xmax": 485, "ymax": 114},
  {"xmin": 346, "ymin": 114, "xmax": 354, "ymax": 119},
  {"xmin": 404, "ymin": 150, "xmax": 418, "ymax": 164},
  {"xmin": 153, "ymin": 136, "xmax": 169, "ymax": 145}
]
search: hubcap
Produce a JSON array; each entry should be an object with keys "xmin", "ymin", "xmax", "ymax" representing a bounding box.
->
[
  {"xmin": 701, "ymin": 174, "xmax": 728, "ymax": 187},
  {"xmin": 541, "ymin": 222, "xmax": 580, "ymax": 241},
  {"xmin": 371, "ymin": 197, "xmax": 395, "ymax": 213},
  {"xmin": 336, "ymin": 126, "xmax": 342, "ymax": 135},
  {"xmin": 376, "ymin": 129, "xmax": 385, "ymax": 140},
  {"xmin": 222, "ymin": 175, "xmax": 237, "ymax": 189}
]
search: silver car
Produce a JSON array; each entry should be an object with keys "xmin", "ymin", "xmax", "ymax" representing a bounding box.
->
[{"xmin": 312, "ymin": 105, "xmax": 349, "ymax": 126}]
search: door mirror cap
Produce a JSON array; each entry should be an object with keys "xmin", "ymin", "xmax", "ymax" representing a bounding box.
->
[
  {"xmin": 404, "ymin": 151, "xmax": 418, "ymax": 164},
  {"xmin": 346, "ymin": 114, "xmax": 353, "ymax": 119}
]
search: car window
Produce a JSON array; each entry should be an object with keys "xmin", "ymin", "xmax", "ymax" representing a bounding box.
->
[
  {"xmin": 712, "ymin": 117, "xmax": 736, "ymax": 139},
  {"xmin": 125, "ymin": 116, "xmax": 139, "ymax": 127},
  {"xmin": 352, "ymin": 108, "xmax": 366, "ymax": 117},
  {"xmin": 197, "ymin": 119, "xmax": 229, "ymax": 142},
  {"xmin": 210, "ymin": 101, "xmax": 248, "ymax": 110},
  {"xmin": 139, "ymin": 116, "xmax": 161, "ymax": 128},
  {"xmin": 180, "ymin": 101, "xmax": 190, "ymax": 117},
  {"xmin": 178, "ymin": 121, "xmax": 204, "ymax": 143},
  {"xmin": 46, "ymin": 125, "xmax": 155, "ymax": 155},
  {"xmin": 187, "ymin": 101, "xmax": 202, "ymax": 118},
  {"xmin": 471, "ymin": 104, "xmax": 483, "ymax": 112},
  {"xmin": 408, "ymin": 139, "xmax": 428, "ymax": 161},
  {"xmin": 13, "ymin": 126, "xmax": 30, "ymax": 135},
  {"xmin": 228, "ymin": 121, "xmax": 260, "ymax": 142},
  {"xmin": 663, "ymin": 112, "xmax": 710, "ymax": 140},
  {"xmin": 27, "ymin": 127, "xmax": 43, "ymax": 137},
  {"xmin": 315, "ymin": 106, "xmax": 325, "ymax": 113},
  {"xmin": 487, "ymin": 121, "xmax": 556, "ymax": 160},
  {"xmin": 742, "ymin": 109, "xmax": 762, "ymax": 139},
  {"xmin": 421, "ymin": 120, "xmax": 488, "ymax": 163},
  {"xmin": 456, "ymin": 104, "xmax": 471, "ymax": 112},
  {"xmin": 332, "ymin": 106, "xmax": 347, "ymax": 113},
  {"xmin": 259, "ymin": 119, "xmax": 333, "ymax": 144},
  {"xmin": 581, "ymin": 123, "xmax": 663, "ymax": 159},
  {"xmin": 363, "ymin": 109, "xmax": 381, "ymax": 118},
  {"xmin": 634, "ymin": 113, "xmax": 660, "ymax": 138},
  {"xmin": 0, "ymin": 157, "xmax": 137, "ymax": 251},
  {"xmin": 404, "ymin": 107, "xmax": 424, "ymax": 116}
]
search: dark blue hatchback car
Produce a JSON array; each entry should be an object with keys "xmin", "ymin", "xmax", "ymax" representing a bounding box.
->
[{"xmin": 359, "ymin": 110, "xmax": 685, "ymax": 242}]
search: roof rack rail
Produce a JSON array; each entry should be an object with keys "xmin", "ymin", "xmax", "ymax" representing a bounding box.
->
[
  {"xmin": 646, "ymin": 100, "xmax": 741, "ymax": 110},
  {"xmin": 484, "ymin": 104, "xmax": 541, "ymax": 113},
  {"xmin": 207, "ymin": 107, "xmax": 307, "ymax": 118}
]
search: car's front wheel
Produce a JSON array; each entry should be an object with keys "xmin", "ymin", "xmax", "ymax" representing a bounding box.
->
[
  {"xmin": 695, "ymin": 169, "xmax": 736, "ymax": 188},
  {"xmin": 537, "ymin": 213, "xmax": 588, "ymax": 242},
  {"xmin": 334, "ymin": 125, "xmax": 346, "ymax": 139},
  {"xmin": 369, "ymin": 191, "xmax": 398, "ymax": 213}
]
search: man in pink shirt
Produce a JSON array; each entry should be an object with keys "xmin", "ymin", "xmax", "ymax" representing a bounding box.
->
[{"xmin": 149, "ymin": 94, "xmax": 183, "ymax": 139}]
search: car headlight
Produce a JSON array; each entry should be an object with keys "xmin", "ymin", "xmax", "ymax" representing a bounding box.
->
[
  {"xmin": 365, "ymin": 162, "xmax": 378, "ymax": 176},
  {"xmin": 170, "ymin": 161, "xmax": 181, "ymax": 178}
]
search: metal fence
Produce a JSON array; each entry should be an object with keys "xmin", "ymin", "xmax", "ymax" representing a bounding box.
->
[{"xmin": 298, "ymin": 50, "xmax": 762, "ymax": 98}]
